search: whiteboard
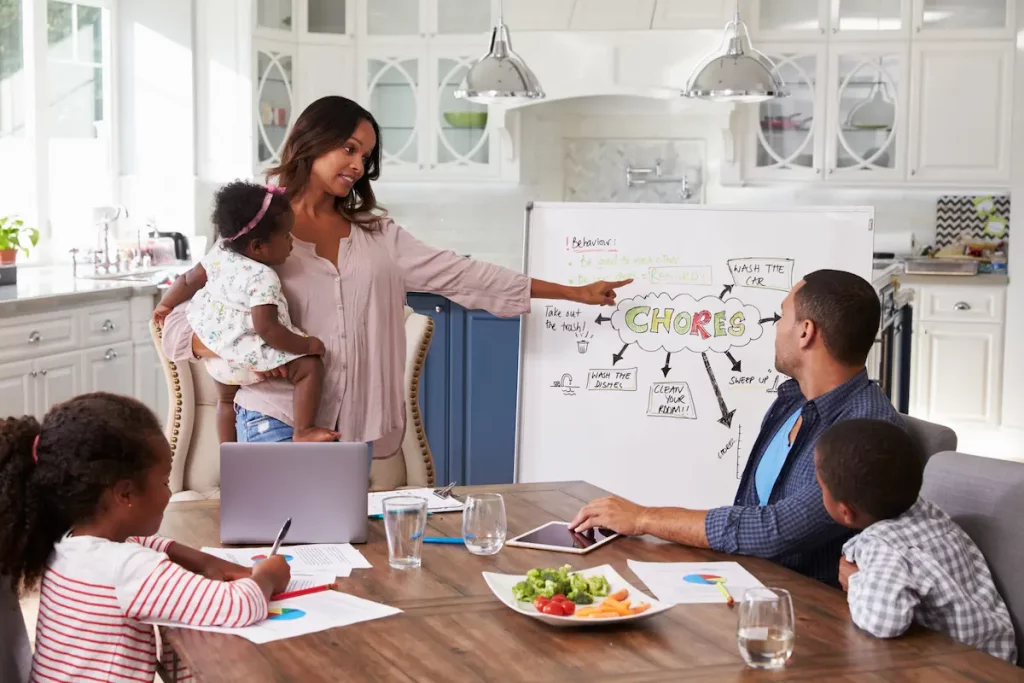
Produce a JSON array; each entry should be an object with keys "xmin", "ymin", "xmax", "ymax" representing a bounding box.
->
[{"xmin": 516, "ymin": 202, "xmax": 874, "ymax": 509}]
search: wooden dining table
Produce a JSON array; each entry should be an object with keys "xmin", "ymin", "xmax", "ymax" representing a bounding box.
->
[{"xmin": 157, "ymin": 481, "xmax": 1024, "ymax": 682}]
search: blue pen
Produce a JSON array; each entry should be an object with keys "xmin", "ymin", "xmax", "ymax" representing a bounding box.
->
[{"xmin": 421, "ymin": 536, "xmax": 464, "ymax": 545}]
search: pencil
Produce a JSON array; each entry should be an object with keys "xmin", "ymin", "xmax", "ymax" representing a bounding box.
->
[
  {"xmin": 272, "ymin": 583, "xmax": 335, "ymax": 601},
  {"xmin": 716, "ymin": 581, "xmax": 734, "ymax": 607}
]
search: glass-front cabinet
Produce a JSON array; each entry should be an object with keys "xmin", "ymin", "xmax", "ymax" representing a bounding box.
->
[
  {"xmin": 911, "ymin": 0, "xmax": 1014, "ymax": 38},
  {"xmin": 359, "ymin": 44, "xmax": 497, "ymax": 178},
  {"xmin": 254, "ymin": 39, "xmax": 296, "ymax": 174},
  {"xmin": 358, "ymin": 0, "xmax": 493, "ymax": 38},
  {"xmin": 747, "ymin": 0, "xmax": 912, "ymax": 40},
  {"xmin": 825, "ymin": 46, "xmax": 907, "ymax": 181},
  {"xmin": 745, "ymin": 45, "xmax": 826, "ymax": 180}
]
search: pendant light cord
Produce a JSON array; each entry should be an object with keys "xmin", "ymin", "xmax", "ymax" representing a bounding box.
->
[{"xmin": 498, "ymin": 0, "xmax": 505, "ymax": 26}]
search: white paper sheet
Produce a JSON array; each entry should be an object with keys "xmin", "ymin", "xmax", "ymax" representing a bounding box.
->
[
  {"xmin": 150, "ymin": 591, "xmax": 402, "ymax": 644},
  {"xmin": 200, "ymin": 544, "xmax": 371, "ymax": 575},
  {"xmin": 627, "ymin": 561, "xmax": 766, "ymax": 605},
  {"xmin": 281, "ymin": 572, "xmax": 340, "ymax": 594},
  {"xmin": 368, "ymin": 488, "xmax": 464, "ymax": 517}
]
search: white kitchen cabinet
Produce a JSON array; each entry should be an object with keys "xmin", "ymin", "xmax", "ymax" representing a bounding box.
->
[
  {"xmin": 254, "ymin": 38, "xmax": 297, "ymax": 175},
  {"xmin": 255, "ymin": 0, "xmax": 296, "ymax": 37},
  {"xmin": 744, "ymin": 44, "xmax": 827, "ymax": 180},
  {"xmin": 825, "ymin": 45, "xmax": 908, "ymax": 182},
  {"xmin": 358, "ymin": 43, "xmax": 499, "ymax": 178},
  {"xmin": 910, "ymin": 283, "xmax": 1006, "ymax": 426},
  {"xmin": 358, "ymin": 0, "xmax": 492, "ymax": 38},
  {"xmin": 299, "ymin": 0, "xmax": 353, "ymax": 40},
  {"xmin": 915, "ymin": 321, "xmax": 1003, "ymax": 425},
  {"xmin": 0, "ymin": 360, "xmax": 35, "ymax": 419},
  {"xmin": 295, "ymin": 43, "xmax": 356, "ymax": 112},
  {"xmin": 911, "ymin": 0, "xmax": 1014, "ymax": 39},
  {"xmin": 84, "ymin": 342, "xmax": 135, "ymax": 396},
  {"xmin": 133, "ymin": 341, "xmax": 169, "ymax": 427},
  {"xmin": 747, "ymin": 0, "xmax": 911, "ymax": 41},
  {"xmin": 0, "ymin": 310, "xmax": 78, "ymax": 365},
  {"xmin": 568, "ymin": 0, "xmax": 657, "ymax": 30},
  {"xmin": 907, "ymin": 42, "xmax": 1013, "ymax": 184},
  {"xmin": 32, "ymin": 351, "xmax": 84, "ymax": 416}
]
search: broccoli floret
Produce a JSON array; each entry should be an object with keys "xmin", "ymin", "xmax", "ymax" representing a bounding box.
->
[
  {"xmin": 567, "ymin": 590, "xmax": 594, "ymax": 605},
  {"xmin": 512, "ymin": 580, "xmax": 536, "ymax": 602},
  {"xmin": 586, "ymin": 576, "xmax": 610, "ymax": 597}
]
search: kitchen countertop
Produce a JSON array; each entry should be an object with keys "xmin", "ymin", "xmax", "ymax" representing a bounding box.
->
[
  {"xmin": 897, "ymin": 273, "xmax": 1009, "ymax": 287},
  {"xmin": 0, "ymin": 265, "xmax": 188, "ymax": 317}
]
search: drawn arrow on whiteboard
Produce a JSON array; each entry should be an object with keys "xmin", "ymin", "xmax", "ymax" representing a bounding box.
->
[
  {"xmin": 719, "ymin": 284, "xmax": 734, "ymax": 299},
  {"xmin": 595, "ymin": 314, "xmax": 612, "ymax": 325},
  {"xmin": 702, "ymin": 351, "xmax": 736, "ymax": 428},
  {"xmin": 612, "ymin": 344, "xmax": 629, "ymax": 365},
  {"xmin": 661, "ymin": 352, "xmax": 672, "ymax": 377},
  {"xmin": 725, "ymin": 351, "xmax": 742, "ymax": 372},
  {"xmin": 759, "ymin": 312, "xmax": 782, "ymax": 325}
]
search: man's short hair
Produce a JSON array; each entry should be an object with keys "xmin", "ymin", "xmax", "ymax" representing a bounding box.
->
[
  {"xmin": 796, "ymin": 270, "xmax": 880, "ymax": 366},
  {"xmin": 816, "ymin": 419, "xmax": 923, "ymax": 521}
]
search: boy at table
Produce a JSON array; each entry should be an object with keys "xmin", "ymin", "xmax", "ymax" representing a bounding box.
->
[
  {"xmin": 815, "ymin": 419, "xmax": 1016, "ymax": 662},
  {"xmin": 571, "ymin": 270, "xmax": 905, "ymax": 586}
]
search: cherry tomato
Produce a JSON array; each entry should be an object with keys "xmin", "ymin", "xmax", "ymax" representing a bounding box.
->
[
  {"xmin": 542, "ymin": 602, "xmax": 565, "ymax": 616},
  {"xmin": 533, "ymin": 597, "xmax": 549, "ymax": 612},
  {"xmin": 551, "ymin": 594, "xmax": 567, "ymax": 603},
  {"xmin": 560, "ymin": 601, "xmax": 576, "ymax": 616}
]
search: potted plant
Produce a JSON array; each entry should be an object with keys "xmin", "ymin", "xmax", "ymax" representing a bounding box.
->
[{"xmin": 0, "ymin": 216, "xmax": 40, "ymax": 266}]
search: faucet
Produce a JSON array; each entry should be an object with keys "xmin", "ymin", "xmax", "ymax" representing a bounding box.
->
[{"xmin": 93, "ymin": 205, "xmax": 128, "ymax": 274}]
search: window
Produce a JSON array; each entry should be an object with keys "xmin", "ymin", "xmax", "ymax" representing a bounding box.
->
[{"xmin": 0, "ymin": 0, "xmax": 114, "ymax": 261}]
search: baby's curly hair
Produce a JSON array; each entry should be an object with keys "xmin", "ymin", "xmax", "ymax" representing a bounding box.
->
[
  {"xmin": 212, "ymin": 180, "xmax": 291, "ymax": 254},
  {"xmin": 0, "ymin": 393, "xmax": 163, "ymax": 594}
]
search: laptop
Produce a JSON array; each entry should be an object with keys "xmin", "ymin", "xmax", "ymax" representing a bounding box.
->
[{"xmin": 220, "ymin": 442, "xmax": 369, "ymax": 545}]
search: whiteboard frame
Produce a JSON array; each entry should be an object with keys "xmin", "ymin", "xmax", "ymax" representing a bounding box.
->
[{"xmin": 513, "ymin": 201, "xmax": 874, "ymax": 483}]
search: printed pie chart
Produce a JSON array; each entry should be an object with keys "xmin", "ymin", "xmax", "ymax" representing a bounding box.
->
[
  {"xmin": 252, "ymin": 554, "xmax": 295, "ymax": 563},
  {"xmin": 267, "ymin": 607, "xmax": 305, "ymax": 621},
  {"xmin": 683, "ymin": 573, "xmax": 727, "ymax": 585}
]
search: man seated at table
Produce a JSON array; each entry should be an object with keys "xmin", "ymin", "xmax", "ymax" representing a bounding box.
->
[{"xmin": 570, "ymin": 269, "xmax": 905, "ymax": 586}]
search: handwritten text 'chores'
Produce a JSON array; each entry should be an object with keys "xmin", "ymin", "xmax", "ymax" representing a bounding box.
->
[{"xmin": 611, "ymin": 293, "xmax": 764, "ymax": 354}]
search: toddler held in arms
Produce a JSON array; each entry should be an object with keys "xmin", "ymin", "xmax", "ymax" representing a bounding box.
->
[
  {"xmin": 154, "ymin": 181, "xmax": 337, "ymax": 443},
  {"xmin": 815, "ymin": 419, "xmax": 1016, "ymax": 662},
  {"xmin": 0, "ymin": 393, "xmax": 290, "ymax": 682}
]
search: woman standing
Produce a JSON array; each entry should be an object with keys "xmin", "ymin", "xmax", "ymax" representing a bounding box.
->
[{"xmin": 161, "ymin": 96, "xmax": 629, "ymax": 454}]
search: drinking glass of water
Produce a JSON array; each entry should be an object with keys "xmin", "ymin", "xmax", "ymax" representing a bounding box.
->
[
  {"xmin": 737, "ymin": 587, "xmax": 795, "ymax": 670},
  {"xmin": 462, "ymin": 493, "xmax": 506, "ymax": 555},
  {"xmin": 382, "ymin": 496, "xmax": 427, "ymax": 569}
]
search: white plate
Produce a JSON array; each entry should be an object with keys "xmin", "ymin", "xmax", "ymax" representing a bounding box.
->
[{"xmin": 482, "ymin": 564, "xmax": 673, "ymax": 627}]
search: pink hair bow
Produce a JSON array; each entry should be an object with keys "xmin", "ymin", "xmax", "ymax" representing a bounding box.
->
[{"xmin": 228, "ymin": 184, "xmax": 288, "ymax": 242}]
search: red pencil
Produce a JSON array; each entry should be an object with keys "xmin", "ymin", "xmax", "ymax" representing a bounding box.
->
[{"xmin": 272, "ymin": 583, "xmax": 335, "ymax": 601}]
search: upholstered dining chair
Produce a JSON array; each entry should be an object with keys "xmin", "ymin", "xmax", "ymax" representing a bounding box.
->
[{"xmin": 149, "ymin": 306, "xmax": 436, "ymax": 501}]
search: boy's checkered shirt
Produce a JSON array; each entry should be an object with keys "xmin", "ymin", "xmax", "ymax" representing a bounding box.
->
[{"xmin": 844, "ymin": 498, "xmax": 1016, "ymax": 662}]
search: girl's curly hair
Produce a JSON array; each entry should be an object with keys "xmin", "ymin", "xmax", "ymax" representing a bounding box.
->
[{"xmin": 0, "ymin": 393, "xmax": 163, "ymax": 593}]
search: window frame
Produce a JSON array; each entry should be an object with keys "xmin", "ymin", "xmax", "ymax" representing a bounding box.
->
[{"xmin": 13, "ymin": 0, "xmax": 117, "ymax": 262}]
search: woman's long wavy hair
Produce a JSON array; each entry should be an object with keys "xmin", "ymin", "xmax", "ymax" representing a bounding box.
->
[{"xmin": 267, "ymin": 96, "xmax": 386, "ymax": 226}]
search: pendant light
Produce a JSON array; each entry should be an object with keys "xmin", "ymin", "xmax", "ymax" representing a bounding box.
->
[
  {"xmin": 454, "ymin": 0, "xmax": 545, "ymax": 105},
  {"xmin": 683, "ymin": 3, "xmax": 786, "ymax": 103}
]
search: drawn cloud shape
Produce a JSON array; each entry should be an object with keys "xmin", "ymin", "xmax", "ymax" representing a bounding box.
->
[{"xmin": 610, "ymin": 292, "xmax": 764, "ymax": 354}]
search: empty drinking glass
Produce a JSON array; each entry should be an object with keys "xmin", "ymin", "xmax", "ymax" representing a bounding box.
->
[
  {"xmin": 382, "ymin": 496, "xmax": 427, "ymax": 569},
  {"xmin": 737, "ymin": 587, "xmax": 795, "ymax": 670},
  {"xmin": 462, "ymin": 493, "xmax": 506, "ymax": 555}
]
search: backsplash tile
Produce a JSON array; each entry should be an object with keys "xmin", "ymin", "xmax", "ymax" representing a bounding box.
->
[
  {"xmin": 563, "ymin": 138, "xmax": 704, "ymax": 203},
  {"xmin": 936, "ymin": 195, "xmax": 1010, "ymax": 248}
]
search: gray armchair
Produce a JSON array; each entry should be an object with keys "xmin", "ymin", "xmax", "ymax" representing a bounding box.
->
[
  {"xmin": 901, "ymin": 414, "xmax": 957, "ymax": 466},
  {"xmin": 921, "ymin": 452, "xmax": 1024, "ymax": 665}
]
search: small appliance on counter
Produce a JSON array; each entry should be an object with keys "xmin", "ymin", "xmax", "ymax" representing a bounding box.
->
[{"xmin": 147, "ymin": 219, "xmax": 191, "ymax": 263}]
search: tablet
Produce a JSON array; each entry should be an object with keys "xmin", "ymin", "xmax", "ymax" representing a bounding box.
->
[{"xmin": 505, "ymin": 522, "xmax": 620, "ymax": 554}]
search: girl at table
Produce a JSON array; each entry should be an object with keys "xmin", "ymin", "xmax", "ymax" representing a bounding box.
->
[
  {"xmin": 159, "ymin": 95, "xmax": 631, "ymax": 449},
  {"xmin": 0, "ymin": 393, "xmax": 291, "ymax": 683}
]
